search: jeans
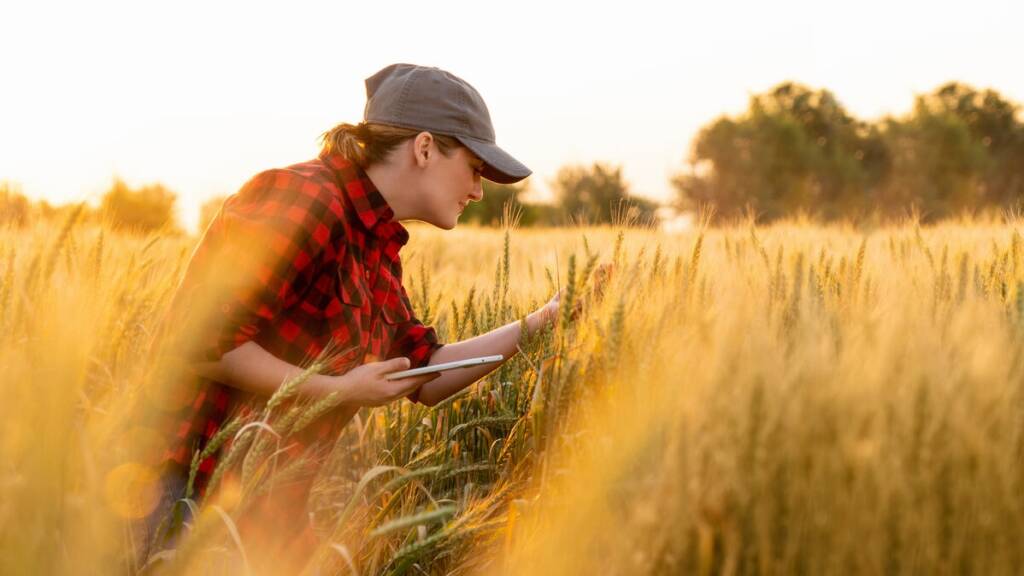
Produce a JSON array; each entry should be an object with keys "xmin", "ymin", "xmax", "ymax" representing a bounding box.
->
[{"xmin": 133, "ymin": 467, "xmax": 192, "ymax": 572}]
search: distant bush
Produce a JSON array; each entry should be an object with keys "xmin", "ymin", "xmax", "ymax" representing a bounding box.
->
[
  {"xmin": 552, "ymin": 162, "xmax": 660, "ymax": 226},
  {"xmin": 0, "ymin": 182, "xmax": 30, "ymax": 227},
  {"xmin": 100, "ymin": 178, "xmax": 179, "ymax": 232}
]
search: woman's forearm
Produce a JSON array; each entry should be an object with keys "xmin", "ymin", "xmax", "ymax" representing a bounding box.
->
[
  {"xmin": 414, "ymin": 310, "xmax": 550, "ymax": 407},
  {"xmin": 192, "ymin": 340, "xmax": 335, "ymax": 399},
  {"xmin": 191, "ymin": 307, "xmax": 552, "ymax": 407}
]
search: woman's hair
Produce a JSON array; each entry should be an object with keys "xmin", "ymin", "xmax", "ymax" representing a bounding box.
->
[{"xmin": 319, "ymin": 122, "xmax": 462, "ymax": 168}]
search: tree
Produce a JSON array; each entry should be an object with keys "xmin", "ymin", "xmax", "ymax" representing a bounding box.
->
[
  {"xmin": 552, "ymin": 162, "xmax": 658, "ymax": 226},
  {"xmin": 880, "ymin": 82, "xmax": 1024, "ymax": 218},
  {"xmin": 100, "ymin": 178, "xmax": 179, "ymax": 232},
  {"xmin": 673, "ymin": 82, "xmax": 888, "ymax": 222}
]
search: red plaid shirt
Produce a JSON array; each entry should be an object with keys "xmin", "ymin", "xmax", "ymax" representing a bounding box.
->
[{"xmin": 154, "ymin": 150, "xmax": 443, "ymax": 493}]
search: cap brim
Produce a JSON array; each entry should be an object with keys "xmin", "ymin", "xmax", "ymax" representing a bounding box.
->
[{"xmin": 454, "ymin": 135, "xmax": 532, "ymax": 184}]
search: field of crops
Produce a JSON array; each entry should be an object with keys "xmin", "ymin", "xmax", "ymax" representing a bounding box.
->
[{"xmin": 4, "ymin": 211, "xmax": 1024, "ymax": 575}]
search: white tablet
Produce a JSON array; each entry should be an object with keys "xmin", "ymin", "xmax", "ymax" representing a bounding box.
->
[{"xmin": 384, "ymin": 355, "xmax": 504, "ymax": 380}]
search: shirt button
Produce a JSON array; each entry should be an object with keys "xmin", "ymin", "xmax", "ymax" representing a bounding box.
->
[{"xmin": 364, "ymin": 270, "xmax": 370, "ymax": 279}]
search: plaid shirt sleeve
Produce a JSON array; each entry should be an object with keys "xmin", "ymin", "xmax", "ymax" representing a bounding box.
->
[
  {"xmin": 186, "ymin": 168, "xmax": 340, "ymax": 361},
  {"xmin": 387, "ymin": 282, "xmax": 444, "ymax": 403}
]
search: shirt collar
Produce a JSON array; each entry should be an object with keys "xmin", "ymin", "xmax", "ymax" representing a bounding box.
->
[{"xmin": 319, "ymin": 150, "xmax": 409, "ymax": 246}]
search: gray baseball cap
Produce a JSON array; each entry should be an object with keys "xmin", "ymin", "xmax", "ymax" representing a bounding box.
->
[{"xmin": 363, "ymin": 63, "xmax": 532, "ymax": 184}]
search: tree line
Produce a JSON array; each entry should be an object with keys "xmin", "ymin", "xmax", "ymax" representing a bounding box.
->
[
  {"xmin": 4, "ymin": 80, "xmax": 1022, "ymax": 231},
  {"xmin": 0, "ymin": 163, "xmax": 659, "ymax": 233},
  {"xmin": 674, "ymin": 81, "xmax": 1024, "ymax": 222},
  {"xmin": 1, "ymin": 179, "xmax": 179, "ymax": 233}
]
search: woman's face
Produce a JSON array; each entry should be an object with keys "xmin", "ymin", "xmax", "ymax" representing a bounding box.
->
[{"xmin": 417, "ymin": 142, "xmax": 485, "ymax": 230}]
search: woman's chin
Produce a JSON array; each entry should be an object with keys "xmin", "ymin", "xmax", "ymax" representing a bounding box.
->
[
  {"xmin": 415, "ymin": 213, "xmax": 458, "ymax": 230},
  {"xmin": 433, "ymin": 214, "xmax": 459, "ymax": 230}
]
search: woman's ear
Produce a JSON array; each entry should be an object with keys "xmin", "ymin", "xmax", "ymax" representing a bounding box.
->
[{"xmin": 414, "ymin": 131, "xmax": 434, "ymax": 167}]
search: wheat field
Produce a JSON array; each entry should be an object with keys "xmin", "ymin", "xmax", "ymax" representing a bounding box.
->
[{"xmin": 3, "ymin": 210, "xmax": 1024, "ymax": 575}]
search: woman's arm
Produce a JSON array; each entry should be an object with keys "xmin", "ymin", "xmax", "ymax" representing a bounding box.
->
[
  {"xmin": 413, "ymin": 307, "xmax": 553, "ymax": 407},
  {"xmin": 193, "ymin": 340, "xmax": 438, "ymax": 405},
  {"xmin": 192, "ymin": 341, "xmax": 338, "ymax": 398}
]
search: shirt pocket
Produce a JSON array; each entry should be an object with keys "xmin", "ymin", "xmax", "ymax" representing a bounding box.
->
[
  {"xmin": 336, "ymin": 250, "xmax": 369, "ymax": 309},
  {"xmin": 330, "ymin": 261, "xmax": 369, "ymax": 369}
]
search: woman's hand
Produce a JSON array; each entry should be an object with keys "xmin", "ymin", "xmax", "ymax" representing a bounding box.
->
[
  {"xmin": 529, "ymin": 263, "xmax": 614, "ymax": 332},
  {"xmin": 335, "ymin": 357, "xmax": 440, "ymax": 407},
  {"xmin": 522, "ymin": 290, "xmax": 561, "ymax": 336}
]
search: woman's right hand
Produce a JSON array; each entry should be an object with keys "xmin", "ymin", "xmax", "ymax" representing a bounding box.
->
[{"xmin": 336, "ymin": 357, "xmax": 440, "ymax": 407}]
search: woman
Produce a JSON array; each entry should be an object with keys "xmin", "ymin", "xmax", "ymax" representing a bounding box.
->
[{"xmin": 137, "ymin": 63, "xmax": 573, "ymax": 569}]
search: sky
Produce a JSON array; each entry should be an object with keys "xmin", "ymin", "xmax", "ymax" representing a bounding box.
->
[{"xmin": 2, "ymin": 0, "xmax": 1022, "ymax": 232}]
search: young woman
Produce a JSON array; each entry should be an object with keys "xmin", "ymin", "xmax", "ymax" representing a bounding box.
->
[{"xmin": 137, "ymin": 63, "xmax": 573, "ymax": 568}]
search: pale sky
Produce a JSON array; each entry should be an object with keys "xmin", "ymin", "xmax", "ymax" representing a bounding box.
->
[{"xmin": 2, "ymin": 0, "xmax": 1022, "ymax": 231}]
